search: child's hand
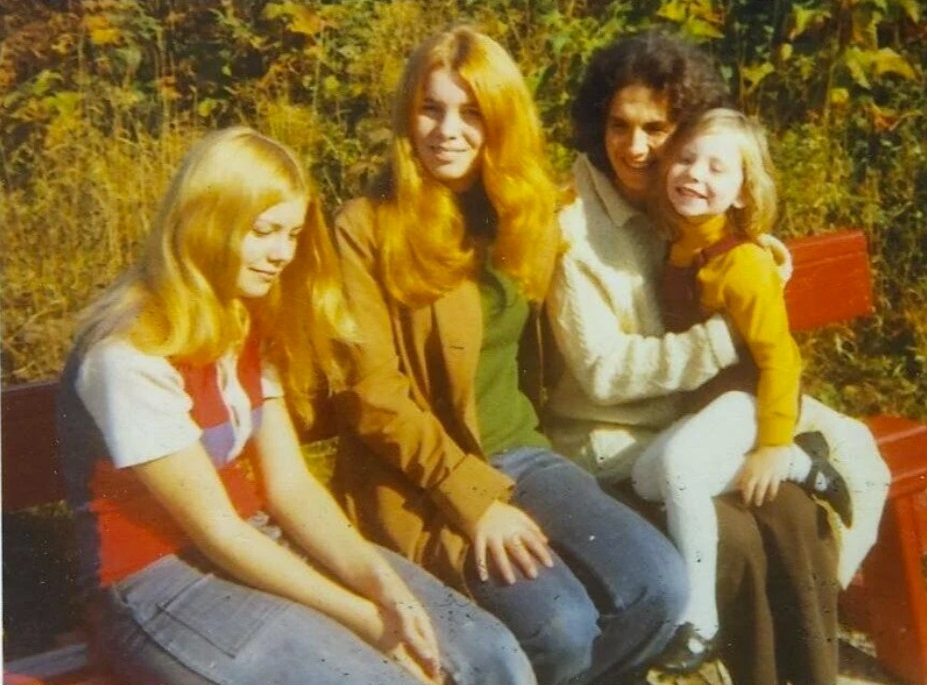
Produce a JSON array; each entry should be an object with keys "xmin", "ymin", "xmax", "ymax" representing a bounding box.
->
[
  {"xmin": 756, "ymin": 234, "xmax": 793, "ymax": 284},
  {"xmin": 738, "ymin": 444, "xmax": 793, "ymax": 506}
]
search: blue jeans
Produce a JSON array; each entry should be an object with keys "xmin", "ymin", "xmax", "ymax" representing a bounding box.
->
[
  {"xmin": 465, "ymin": 448, "xmax": 687, "ymax": 685},
  {"xmin": 93, "ymin": 546, "xmax": 535, "ymax": 685}
]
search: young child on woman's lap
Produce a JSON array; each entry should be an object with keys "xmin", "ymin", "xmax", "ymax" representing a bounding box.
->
[{"xmin": 631, "ymin": 108, "xmax": 853, "ymax": 674}]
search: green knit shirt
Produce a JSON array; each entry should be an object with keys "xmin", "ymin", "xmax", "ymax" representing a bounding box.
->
[{"xmin": 474, "ymin": 260, "xmax": 549, "ymax": 457}]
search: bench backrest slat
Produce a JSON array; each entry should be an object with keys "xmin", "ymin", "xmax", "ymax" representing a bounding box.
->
[
  {"xmin": 785, "ymin": 229, "xmax": 873, "ymax": 331},
  {"xmin": 2, "ymin": 381, "xmax": 64, "ymax": 511}
]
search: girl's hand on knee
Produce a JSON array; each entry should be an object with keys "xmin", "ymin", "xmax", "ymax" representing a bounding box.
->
[
  {"xmin": 387, "ymin": 642, "xmax": 443, "ymax": 685},
  {"xmin": 378, "ymin": 591, "xmax": 442, "ymax": 680},
  {"xmin": 469, "ymin": 501, "xmax": 553, "ymax": 584},
  {"xmin": 739, "ymin": 444, "xmax": 792, "ymax": 507}
]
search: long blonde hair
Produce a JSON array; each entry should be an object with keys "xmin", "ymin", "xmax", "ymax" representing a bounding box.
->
[
  {"xmin": 657, "ymin": 108, "xmax": 778, "ymax": 240},
  {"xmin": 372, "ymin": 26, "xmax": 560, "ymax": 306},
  {"xmin": 76, "ymin": 126, "xmax": 353, "ymax": 423}
]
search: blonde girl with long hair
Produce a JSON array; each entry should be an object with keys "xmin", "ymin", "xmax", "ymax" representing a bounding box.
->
[
  {"xmin": 630, "ymin": 108, "xmax": 853, "ymax": 671},
  {"xmin": 331, "ymin": 26, "xmax": 687, "ymax": 685},
  {"xmin": 58, "ymin": 126, "xmax": 534, "ymax": 685}
]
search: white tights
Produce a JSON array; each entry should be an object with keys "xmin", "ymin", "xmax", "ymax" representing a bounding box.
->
[{"xmin": 631, "ymin": 391, "xmax": 811, "ymax": 638}]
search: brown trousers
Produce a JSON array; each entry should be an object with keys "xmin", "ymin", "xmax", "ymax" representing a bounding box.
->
[{"xmin": 615, "ymin": 482, "xmax": 839, "ymax": 685}]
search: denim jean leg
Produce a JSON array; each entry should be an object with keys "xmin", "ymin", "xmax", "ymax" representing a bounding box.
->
[
  {"xmin": 465, "ymin": 543, "xmax": 602, "ymax": 685},
  {"xmin": 98, "ymin": 555, "xmax": 433, "ymax": 685},
  {"xmin": 492, "ymin": 447, "xmax": 688, "ymax": 682},
  {"xmin": 379, "ymin": 546, "xmax": 537, "ymax": 685}
]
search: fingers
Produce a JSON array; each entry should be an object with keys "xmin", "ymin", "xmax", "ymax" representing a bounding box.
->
[
  {"xmin": 384, "ymin": 597, "xmax": 441, "ymax": 679},
  {"xmin": 488, "ymin": 536, "xmax": 516, "ymax": 585},
  {"xmin": 404, "ymin": 609, "xmax": 441, "ymax": 677},
  {"xmin": 521, "ymin": 530, "xmax": 555, "ymax": 571},
  {"xmin": 472, "ymin": 501, "xmax": 554, "ymax": 584},
  {"xmin": 473, "ymin": 531, "xmax": 489, "ymax": 582},
  {"xmin": 740, "ymin": 473, "xmax": 781, "ymax": 507},
  {"xmin": 766, "ymin": 477, "xmax": 781, "ymax": 503},
  {"xmin": 506, "ymin": 535, "xmax": 539, "ymax": 580},
  {"xmin": 752, "ymin": 478, "xmax": 770, "ymax": 507},
  {"xmin": 739, "ymin": 473, "xmax": 756, "ymax": 506},
  {"xmin": 488, "ymin": 531, "xmax": 554, "ymax": 585},
  {"xmin": 390, "ymin": 644, "xmax": 439, "ymax": 685}
]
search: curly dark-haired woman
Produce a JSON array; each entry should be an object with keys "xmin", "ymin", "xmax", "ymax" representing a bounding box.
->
[{"xmin": 546, "ymin": 31, "xmax": 888, "ymax": 683}]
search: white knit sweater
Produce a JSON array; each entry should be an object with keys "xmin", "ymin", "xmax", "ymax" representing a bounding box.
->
[
  {"xmin": 546, "ymin": 155, "xmax": 889, "ymax": 586},
  {"xmin": 546, "ymin": 155, "xmax": 738, "ymax": 481}
]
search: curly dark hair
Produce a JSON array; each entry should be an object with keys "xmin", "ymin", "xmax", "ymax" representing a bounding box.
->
[{"xmin": 572, "ymin": 30, "xmax": 732, "ymax": 177}]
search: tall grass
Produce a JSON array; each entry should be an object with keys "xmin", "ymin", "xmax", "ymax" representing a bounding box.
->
[{"xmin": 2, "ymin": 120, "xmax": 190, "ymax": 381}]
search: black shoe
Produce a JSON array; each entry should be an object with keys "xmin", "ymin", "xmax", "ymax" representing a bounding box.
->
[
  {"xmin": 795, "ymin": 431, "xmax": 854, "ymax": 527},
  {"xmin": 655, "ymin": 622, "xmax": 717, "ymax": 675}
]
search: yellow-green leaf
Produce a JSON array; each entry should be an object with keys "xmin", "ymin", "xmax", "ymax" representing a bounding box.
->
[
  {"xmin": 789, "ymin": 6, "xmax": 830, "ymax": 40},
  {"xmin": 829, "ymin": 87, "xmax": 850, "ymax": 106},
  {"xmin": 843, "ymin": 47, "xmax": 872, "ymax": 89},
  {"xmin": 197, "ymin": 99, "xmax": 220, "ymax": 118},
  {"xmin": 899, "ymin": 0, "xmax": 920, "ymax": 22},
  {"xmin": 83, "ymin": 15, "xmax": 122, "ymax": 46},
  {"xmin": 289, "ymin": 7, "xmax": 324, "ymax": 37},
  {"xmin": 686, "ymin": 18, "xmax": 725, "ymax": 39},
  {"xmin": 871, "ymin": 47, "xmax": 916, "ymax": 80},
  {"xmin": 741, "ymin": 61, "xmax": 775, "ymax": 90},
  {"xmin": 656, "ymin": 0, "xmax": 687, "ymax": 23}
]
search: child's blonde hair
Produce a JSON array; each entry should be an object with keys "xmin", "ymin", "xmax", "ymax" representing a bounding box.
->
[
  {"xmin": 76, "ymin": 126, "xmax": 353, "ymax": 423},
  {"xmin": 370, "ymin": 26, "xmax": 560, "ymax": 306},
  {"xmin": 657, "ymin": 107, "xmax": 778, "ymax": 240}
]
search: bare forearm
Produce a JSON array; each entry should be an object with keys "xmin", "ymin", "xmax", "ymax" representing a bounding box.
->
[
  {"xmin": 193, "ymin": 515, "xmax": 383, "ymax": 641},
  {"xmin": 266, "ymin": 475, "xmax": 405, "ymax": 603},
  {"xmin": 255, "ymin": 398, "xmax": 413, "ymax": 603}
]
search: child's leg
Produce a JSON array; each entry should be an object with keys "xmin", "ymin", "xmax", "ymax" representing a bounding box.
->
[{"xmin": 632, "ymin": 391, "xmax": 760, "ymax": 638}]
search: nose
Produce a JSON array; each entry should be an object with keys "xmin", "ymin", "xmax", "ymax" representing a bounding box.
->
[
  {"xmin": 268, "ymin": 232, "xmax": 296, "ymax": 264},
  {"xmin": 627, "ymin": 128, "xmax": 650, "ymax": 159},
  {"xmin": 685, "ymin": 158, "xmax": 708, "ymax": 181},
  {"xmin": 437, "ymin": 109, "xmax": 463, "ymax": 138}
]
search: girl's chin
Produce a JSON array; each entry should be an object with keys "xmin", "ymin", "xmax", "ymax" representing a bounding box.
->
[{"xmin": 671, "ymin": 204, "xmax": 704, "ymax": 217}]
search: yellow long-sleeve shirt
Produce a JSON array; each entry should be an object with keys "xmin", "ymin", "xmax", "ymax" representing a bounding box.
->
[{"xmin": 668, "ymin": 214, "xmax": 802, "ymax": 446}]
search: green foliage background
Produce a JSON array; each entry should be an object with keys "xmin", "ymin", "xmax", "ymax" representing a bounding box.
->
[{"xmin": 2, "ymin": 0, "xmax": 926, "ymax": 419}]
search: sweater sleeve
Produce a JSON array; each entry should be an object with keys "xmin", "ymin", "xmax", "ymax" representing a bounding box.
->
[
  {"xmin": 332, "ymin": 199, "xmax": 513, "ymax": 534},
  {"xmin": 546, "ymin": 215, "xmax": 739, "ymax": 406},
  {"xmin": 704, "ymin": 244, "xmax": 802, "ymax": 445}
]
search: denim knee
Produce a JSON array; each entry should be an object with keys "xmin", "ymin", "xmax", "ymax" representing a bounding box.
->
[
  {"xmin": 449, "ymin": 616, "xmax": 538, "ymax": 685},
  {"xmin": 626, "ymin": 536, "xmax": 688, "ymax": 636},
  {"xmin": 528, "ymin": 598, "xmax": 601, "ymax": 685}
]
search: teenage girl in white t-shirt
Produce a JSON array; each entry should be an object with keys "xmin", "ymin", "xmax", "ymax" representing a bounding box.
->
[{"xmin": 58, "ymin": 126, "xmax": 535, "ymax": 685}]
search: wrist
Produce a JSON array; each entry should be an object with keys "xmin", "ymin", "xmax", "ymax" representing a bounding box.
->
[
  {"xmin": 344, "ymin": 595, "xmax": 387, "ymax": 648},
  {"xmin": 353, "ymin": 552, "xmax": 405, "ymax": 606}
]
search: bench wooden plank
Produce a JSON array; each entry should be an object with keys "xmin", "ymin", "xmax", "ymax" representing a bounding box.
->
[
  {"xmin": 3, "ymin": 643, "xmax": 121, "ymax": 684},
  {"xmin": 785, "ymin": 229, "xmax": 874, "ymax": 331},
  {"xmin": 2, "ymin": 381, "xmax": 64, "ymax": 511},
  {"xmin": 854, "ymin": 416, "xmax": 927, "ymax": 685}
]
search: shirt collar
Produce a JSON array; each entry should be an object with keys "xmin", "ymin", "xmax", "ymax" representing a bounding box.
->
[{"xmin": 573, "ymin": 154, "xmax": 645, "ymax": 232}]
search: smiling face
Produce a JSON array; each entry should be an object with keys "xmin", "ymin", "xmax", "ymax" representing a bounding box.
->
[
  {"xmin": 412, "ymin": 67, "xmax": 486, "ymax": 192},
  {"xmin": 666, "ymin": 131, "xmax": 744, "ymax": 219},
  {"xmin": 605, "ymin": 84, "xmax": 676, "ymax": 207},
  {"xmin": 235, "ymin": 198, "xmax": 307, "ymax": 299}
]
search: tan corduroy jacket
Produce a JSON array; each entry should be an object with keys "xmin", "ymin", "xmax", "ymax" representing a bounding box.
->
[{"xmin": 330, "ymin": 197, "xmax": 522, "ymax": 591}]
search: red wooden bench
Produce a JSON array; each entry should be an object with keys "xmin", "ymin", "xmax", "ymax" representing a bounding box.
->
[{"xmin": 3, "ymin": 229, "xmax": 927, "ymax": 684}]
